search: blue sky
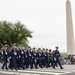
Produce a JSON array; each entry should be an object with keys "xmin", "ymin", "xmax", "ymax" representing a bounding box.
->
[{"xmin": 0, "ymin": 0, "xmax": 75, "ymax": 53}]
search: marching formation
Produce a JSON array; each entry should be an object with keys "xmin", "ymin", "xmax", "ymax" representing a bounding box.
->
[{"xmin": 0, "ymin": 44, "xmax": 64, "ymax": 70}]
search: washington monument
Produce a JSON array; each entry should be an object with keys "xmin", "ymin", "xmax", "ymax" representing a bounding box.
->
[{"xmin": 66, "ymin": 0, "xmax": 75, "ymax": 54}]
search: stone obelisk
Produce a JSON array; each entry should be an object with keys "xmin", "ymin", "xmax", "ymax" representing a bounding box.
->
[{"xmin": 66, "ymin": 0, "xmax": 75, "ymax": 54}]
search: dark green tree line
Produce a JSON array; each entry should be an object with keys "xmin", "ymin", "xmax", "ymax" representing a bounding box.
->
[{"xmin": 0, "ymin": 21, "xmax": 32, "ymax": 48}]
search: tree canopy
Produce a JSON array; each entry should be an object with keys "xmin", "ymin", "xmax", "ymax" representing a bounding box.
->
[{"xmin": 0, "ymin": 21, "xmax": 32, "ymax": 48}]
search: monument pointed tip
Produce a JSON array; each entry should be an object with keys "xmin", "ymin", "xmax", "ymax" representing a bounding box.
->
[
  {"xmin": 66, "ymin": 0, "xmax": 70, "ymax": 2},
  {"xmin": 67, "ymin": 0, "xmax": 70, "ymax": 1}
]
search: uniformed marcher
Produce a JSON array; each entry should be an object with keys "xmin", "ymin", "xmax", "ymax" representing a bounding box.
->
[
  {"xmin": 45, "ymin": 49, "xmax": 50, "ymax": 68},
  {"xmin": 10, "ymin": 43, "xmax": 18, "ymax": 70},
  {"xmin": 1, "ymin": 45, "xmax": 9, "ymax": 70},
  {"xmin": 42, "ymin": 48, "xmax": 46, "ymax": 67},
  {"xmin": 48, "ymin": 49, "xmax": 52, "ymax": 67},
  {"xmin": 24, "ymin": 48, "xmax": 28, "ymax": 69},
  {"xmin": 19, "ymin": 44, "xmax": 25, "ymax": 70},
  {"xmin": 33, "ymin": 48, "xmax": 38, "ymax": 69},
  {"xmin": 50, "ymin": 51, "xmax": 56, "ymax": 69},
  {"xmin": 16, "ymin": 46, "xmax": 20, "ymax": 70},
  {"xmin": 53, "ymin": 46, "xmax": 64, "ymax": 69},
  {"xmin": 25, "ymin": 46, "xmax": 30, "ymax": 69},
  {"xmin": 37, "ymin": 48, "xmax": 43, "ymax": 68},
  {"xmin": 28, "ymin": 47, "xmax": 34, "ymax": 69}
]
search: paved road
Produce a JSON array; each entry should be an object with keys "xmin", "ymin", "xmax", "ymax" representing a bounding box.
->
[{"xmin": 0, "ymin": 65, "xmax": 75, "ymax": 75}]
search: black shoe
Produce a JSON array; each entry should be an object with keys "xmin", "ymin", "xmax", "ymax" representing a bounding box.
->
[
  {"xmin": 40, "ymin": 66, "xmax": 43, "ymax": 68},
  {"xmin": 26, "ymin": 66, "xmax": 29, "ymax": 69},
  {"xmin": 56, "ymin": 65, "xmax": 58, "ymax": 67},
  {"xmin": 30, "ymin": 67, "xmax": 33, "ymax": 69},
  {"xmin": 60, "ymin": 67, "xmax": 64, "ymax": 69},
  {"xmin": 53, "ymin": 67, "xmax": 56, "ymax": 69},
  {"xmin": 23, "ymin": 68, "xmax": 25, "ymax": 70},
  {"xmin": 6, "ymin": 68, "xmax": 8, "ymax": 70},
  {"xmin": 16, "ymin": 68, "xmax": 18, "ymax": 71},
  {"xmin": 48, "ymin": 65, "xmax": 51, "ymax": 67},
  {"xmin": 1, "ymin": 68, "xmax": 4, "ymax": 70},
  {"xmin": 35, "ymin": 67, "xmax": 38, "ymax": 69}
]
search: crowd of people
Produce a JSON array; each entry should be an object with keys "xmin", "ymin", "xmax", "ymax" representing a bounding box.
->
[
  {"xmin": 65, "ymin": 55, "xmax": 75, "ymax": 65},
  {"xmin": 0, "ymin": 44, "xmax": 64, "ymax": 70}
]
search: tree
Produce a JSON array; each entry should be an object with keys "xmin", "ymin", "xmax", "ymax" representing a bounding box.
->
[{"xmin": 0, "ymin": 21, "xmax": 32, "ymax": 48}]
